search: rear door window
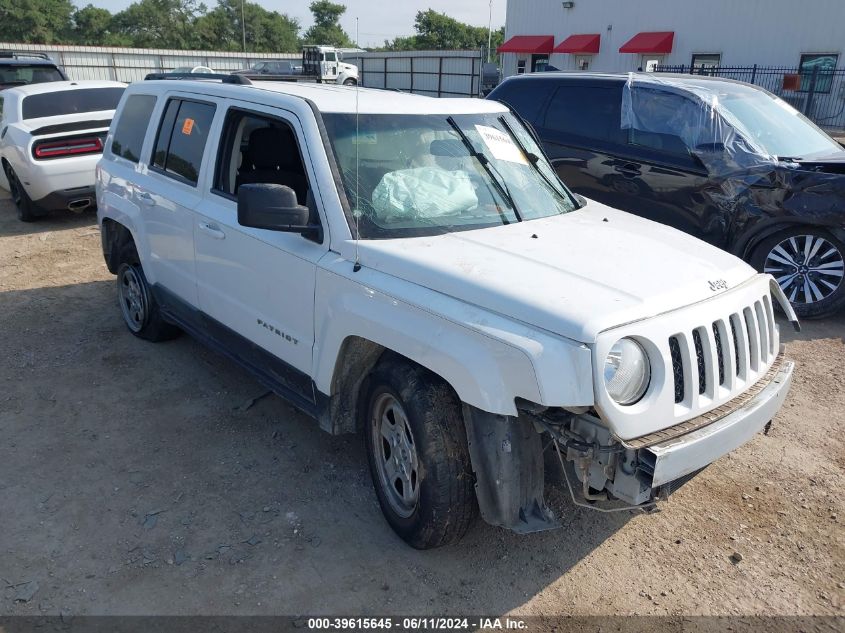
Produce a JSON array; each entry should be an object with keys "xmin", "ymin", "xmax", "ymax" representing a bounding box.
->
[
  {"xmin": 542, "ymin": 84, "xmax": 625, "ymax": 146},
  {"xmin": 111, "ymin": 94, "xmax": 157, "ymax": 163},
  {"xmin": 151, "ymin": 98, "xmax": 216, "ymax": 185},
  {"xmin": 22, "ymin": 87, "xmax": 125, "ymax": 119}
]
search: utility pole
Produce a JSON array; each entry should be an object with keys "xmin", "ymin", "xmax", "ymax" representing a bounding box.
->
[
  {"xmin": 241, "ymin": 0, "xmax": 247, "ymax": 53},
  {"xmin": 487, "ymin": 0, "xmax": 493, "ymax": 62}
]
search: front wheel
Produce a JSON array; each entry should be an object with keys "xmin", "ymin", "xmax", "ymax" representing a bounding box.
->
[
  {"xmin": 363, "ymin": 358, "xmax": 477, "ymax": 549},
  {"xmin": 343, "ymin": 78, "xmax": 357, "ymax": 86},
  {"xmin": 751, "ymin": 228, "xmax": 845, "ymax": 319}
]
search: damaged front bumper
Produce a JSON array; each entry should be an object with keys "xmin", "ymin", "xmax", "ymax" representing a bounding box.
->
[
  {"xmin": 633, "ymin": 356, "xmax": 793, "ymax": 488},
  {"xmin": 464, "ymin": 355, "xmax": 794, "ymax": 533}
]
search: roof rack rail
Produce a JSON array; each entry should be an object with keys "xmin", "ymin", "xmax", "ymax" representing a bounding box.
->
[
  {"xmin": 0, "ymin": 51, "xmax": 52, "ymax": 60},
  {"xmin": 144, "ymin": 72, "xmax": 253, "ymax": 85}
]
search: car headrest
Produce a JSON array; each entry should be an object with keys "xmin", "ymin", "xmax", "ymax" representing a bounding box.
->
[{"xmin": 246, "ymin": 126, "xmax": 300, "ymax": 170}]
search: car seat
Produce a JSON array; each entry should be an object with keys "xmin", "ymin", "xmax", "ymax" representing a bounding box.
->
[{"xmin": 237, "ymin": 126, "xmax": 308, "ymax": 203}]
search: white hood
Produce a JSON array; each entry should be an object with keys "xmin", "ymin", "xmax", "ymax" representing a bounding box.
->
[{"xmin": 355, "ymin": 201, "xmax": 757, "ymax": 343}]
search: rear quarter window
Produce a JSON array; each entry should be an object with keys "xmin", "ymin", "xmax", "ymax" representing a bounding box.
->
[
  {"xmin": 490, "ymin": 79, "xmax": 554, "ymax": 125},
  {"xmin": 22, "ymin": 87, "xmax": 125, "ymax": 119},
  {"xmin": 110, "ymin": 94, "xmax": 157, "ymax": 163}
]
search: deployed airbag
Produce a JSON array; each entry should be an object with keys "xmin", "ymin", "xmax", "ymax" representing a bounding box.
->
[{"xmin": 371, "ymin": 167, "xmax": 478, "ymax": 220}]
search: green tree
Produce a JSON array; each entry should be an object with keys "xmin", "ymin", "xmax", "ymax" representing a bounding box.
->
[
  {"xmin": 303, "ymin": 0, "xmax": 353, "ymax": 47},
  {"xmin": 195, "ymin": 0, "xmax": 299, "ymax": 53},
  {"xmin": 72, "ymin": 4, "xmax": 116, "ymax": 45},
  {"xmin": 111, "ymin": 0, "xmax": 205, "ymax": 49},
  {"xmin": 383, "ymin": 10, "xmax": 504, "ymax": 52},
  {"xmin": 0, "ymin": 0, "xmax": 75, "ymax": 44}
]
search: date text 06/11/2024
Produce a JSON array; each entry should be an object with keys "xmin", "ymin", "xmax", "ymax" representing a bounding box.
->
[{"xmin": 306, "ymin": 617, "xmax": 528, "ymax": 630}]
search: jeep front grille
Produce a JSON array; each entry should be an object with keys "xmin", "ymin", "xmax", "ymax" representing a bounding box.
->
[
  {"xmin": 668, "ymin": 295, "xmax": 775, "ymax": 405},
  {"xmin": 669, "ymin": 336, "xmax": 684, "ymax": 403}
]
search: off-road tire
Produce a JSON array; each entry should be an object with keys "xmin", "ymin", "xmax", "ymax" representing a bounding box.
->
[
  {"xmin": 751, "ymin": 227, "xmax": 845, "ymax": 320},
  {"xmin": 116, "ymin": 244, "xmax": 180, "ymax": 342},
  {"xmin": 363, "ymin": 357, "xmax": 477, "ymax": 549}
]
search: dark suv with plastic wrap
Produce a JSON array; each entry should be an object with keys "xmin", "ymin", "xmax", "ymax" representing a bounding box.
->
[{"xmin": 489, "ymin": 73, "xmax": 845, "ymax": 318}]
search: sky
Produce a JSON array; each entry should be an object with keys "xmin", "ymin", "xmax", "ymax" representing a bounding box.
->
[{"xmin": 88, "ymin": 0, "xmax": 508, "ymax": 47}]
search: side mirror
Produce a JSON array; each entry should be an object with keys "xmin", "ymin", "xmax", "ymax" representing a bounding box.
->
[{"xmin": 237, "ymin": 183, "xmax": 321, "ymax": 241}]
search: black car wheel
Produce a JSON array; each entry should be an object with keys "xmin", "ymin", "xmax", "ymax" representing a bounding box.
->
[
  {"xmin": 363, "ymin": 357, "xmax": 477, "ymax": 549},
  {"xmin": 116, "ymin": 244, "xmax": 181, "ymax": 341},
  {"xmin": 4, "ymin": 165, "xmax": 40, "ymax": 222},
  {"xmin": 752, "ymin": 228, "xmax": 845, "ymax": 319}
]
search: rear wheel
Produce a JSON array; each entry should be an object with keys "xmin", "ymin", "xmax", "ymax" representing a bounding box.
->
[
  {"xmin": 363, "ymin": 358, "xmax": 477, "ymax": 549},
  {"xmin": 751, "ymin": 228, "xmax": 845, "ymax": 319},
  {"xmin": 4, "ymin": 165, "xmax": 40, "ymax": 222},
  {"xmin": 116, "ymin": 244, "xmax": 180, "ymax": 341}
]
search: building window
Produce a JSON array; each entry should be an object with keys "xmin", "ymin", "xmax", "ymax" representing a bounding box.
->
[
  {"xmin": 641, "ymin": 56, "xmax": 664, "ymax": 72},
  {"xmin": 691, "ymin": 53, "xmax": 721, "ymax": 72},
  {"xmin": 517, "ymin": 59, "xmax": 526, "ymax": 74},
  {"xmin": 799, "ymin": 53, "xmax": 838, "ymax": 93},
  {"xmin": 531, "ymin": 54, "xmax": 550, "ymax": 72},
  {"xmin": 575, "ymin": 55, "xmax": 591, "ymax": 71}
]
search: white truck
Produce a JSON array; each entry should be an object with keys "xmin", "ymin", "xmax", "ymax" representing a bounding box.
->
[
  {"xmin": 301, "ymin": 45, "xmax": 358, "ymax": 85},
  {"xmin": 96, "ymin": 75, "xmax": 797, "ymax": 549}
]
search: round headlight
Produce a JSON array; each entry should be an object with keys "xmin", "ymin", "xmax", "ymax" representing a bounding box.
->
[{"xmin": 604, "ymin": 338, "xmax": 650, "ymax": 405}]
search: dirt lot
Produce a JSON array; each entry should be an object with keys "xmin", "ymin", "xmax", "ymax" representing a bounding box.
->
[{"xmin": 0, "ymin": 192, "xmax": 843, "ymax": 618}]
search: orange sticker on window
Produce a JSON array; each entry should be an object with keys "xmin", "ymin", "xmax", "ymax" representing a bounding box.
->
[{"xmin": 181, "ymin": 118, "xmax": 195, "ymax": 135}]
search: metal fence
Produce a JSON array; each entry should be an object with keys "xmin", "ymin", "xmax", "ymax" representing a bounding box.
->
[
  {"xmin": 654, "ymin": 63, "xmax": 845, "ymax": 131},
  {"xmin": 0, "ymin": 42, "xmax": 296, "ymax": 82},
  {"xmin": 343, "ymin": 50, "xmax": 484, "ymax": 97}
]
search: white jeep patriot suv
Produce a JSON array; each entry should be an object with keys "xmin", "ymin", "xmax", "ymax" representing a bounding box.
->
[{"xmin": 96, "ymin": 75, "xmax": 797, "ymax": 549}]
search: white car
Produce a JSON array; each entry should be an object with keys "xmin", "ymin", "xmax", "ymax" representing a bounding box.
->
[
  {"xmin": 96, "ymin": 75, "xmax": 797, "ymax": 549},
  {"xmin": 0, "ymin": 80, "xmax": 125, "ymax": 221},
  {"xmin": 170, "ymin": 66, "xmax": 215, "ymax": 74}
]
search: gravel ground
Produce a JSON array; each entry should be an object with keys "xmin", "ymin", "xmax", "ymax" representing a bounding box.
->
[{"xmin": 0, "ymin": 193, "xmax": 843, "ymax": 618}]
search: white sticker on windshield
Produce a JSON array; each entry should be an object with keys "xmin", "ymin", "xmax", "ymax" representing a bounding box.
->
[{"xmin": 474, "ymin": 124, "xmax": 528, "ymax": 165}]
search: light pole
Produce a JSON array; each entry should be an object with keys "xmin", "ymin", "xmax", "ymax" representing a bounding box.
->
[
  {"xmin": 241, "ymin": 0, "xmax": 247, "ymax": 53},
  {"xmin": 487, "ymin": 0, "xmax": 493, "ymax": 62}
]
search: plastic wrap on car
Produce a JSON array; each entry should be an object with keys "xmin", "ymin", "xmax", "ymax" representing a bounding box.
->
[
  {"xmin": 621, "ymin": 72, "xmax": 777, "ymax": 177},
  {"xmin": 619, "ymin": 73, "xmax": 845, "ymax": 254}
]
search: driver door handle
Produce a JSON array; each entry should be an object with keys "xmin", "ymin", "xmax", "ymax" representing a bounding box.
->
[
  {"xmin": 198, "ymin": 221, "xmax": 226, "ymax": 240},
  {"xmin": 614, "ymin": 163, "xmax": 641, "ymax": 178}
]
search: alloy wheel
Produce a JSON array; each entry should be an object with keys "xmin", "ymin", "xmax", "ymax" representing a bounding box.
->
[
  {"xmin": 764, "ymin": 234, "xmax": 845, "ymax": 305},
  {"xmin": 370, "ymin": 392, "xmax": 420, "ymax": 518},
  {"xmin": 118, "ymin": 265, "xmax": 149, "ymax": 332}
]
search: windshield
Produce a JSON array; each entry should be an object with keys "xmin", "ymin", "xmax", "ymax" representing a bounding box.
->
[
  {"xmin": 322, "ymin": 112, "xmax": 577, "ymax": 238},
  {"xmin": 717, "ymin": 88, "xmax": 842, "ymax": 160},
  {"xmin": 0, "ymin": 64, "xmax": 63, "ymax": 88}
]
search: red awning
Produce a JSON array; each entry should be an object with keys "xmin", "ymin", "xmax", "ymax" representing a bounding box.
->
[
  {"xmin": 619, "ymin": 31, "xmax": 675, "ymax": 54},
  {"xmin": 553, "ymin": 34, "xmax": 601, "ymax": 54},
  {"xmin": 497, "ymin": 35, "xmax": 554, "ymax": 54}
]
